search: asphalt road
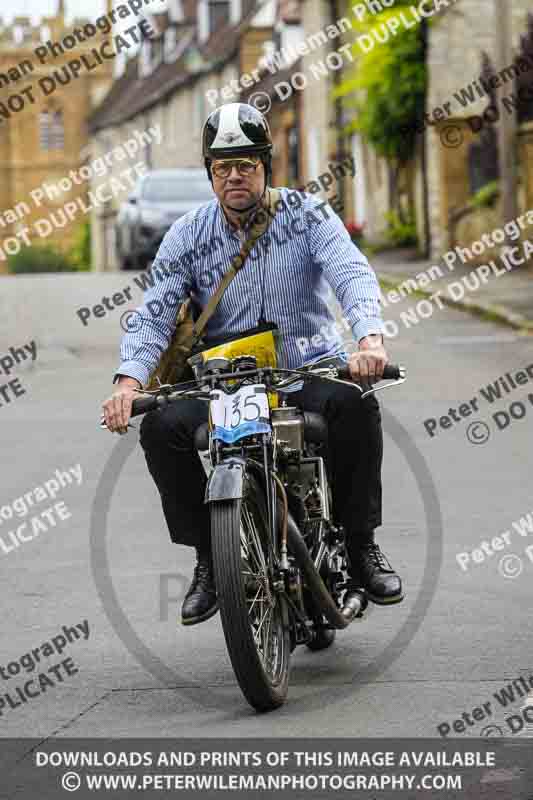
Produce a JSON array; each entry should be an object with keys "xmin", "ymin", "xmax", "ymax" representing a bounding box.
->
[{"xmin": 2, "ymin": 292, "xmax": 532, "ymax": 743}]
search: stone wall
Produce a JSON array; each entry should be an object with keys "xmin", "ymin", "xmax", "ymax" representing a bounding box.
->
[
  {"xmin": 0, "ymin": 12, "xmax": 113, "ymax": 273},
  {"xmin": 426, "ymin": 0, "xmax": 533, "ymax": 258}
]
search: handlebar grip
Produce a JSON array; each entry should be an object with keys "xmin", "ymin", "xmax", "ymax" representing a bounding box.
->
[
  {"xmin": 336, "ymin": 363, "xmax": 404, "ymax": 381},
  {"xmin": 383, "ymin": 364, "xmax": 403, "ymax": 381},
  {"xmin": 131, "ymin": 395, "xmax": 159, "ymax": 418}
]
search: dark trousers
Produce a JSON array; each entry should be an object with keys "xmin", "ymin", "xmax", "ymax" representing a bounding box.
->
[{"xmin": 139, "ymin": 381, "xmax": 383, "ymax": 559}]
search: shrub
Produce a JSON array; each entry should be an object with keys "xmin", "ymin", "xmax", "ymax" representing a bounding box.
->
[
  {"xmin": 471, "ymin": 180, "xmax": 500, "ymax": 209},
  {"xmin": 69, "ymin": 221, "xmax": 91, "ymax": 271},
  {"xmin": 384, "ymin": 210, "xmax": 418, "ymax": 247},
  {"xmin": 7, "ymin": 244, "xmax": 77, "ymax": 274}
]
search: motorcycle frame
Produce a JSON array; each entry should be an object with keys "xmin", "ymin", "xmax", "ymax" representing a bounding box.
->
[{"xmin": 204, "ymin": 378, "xmax": 338, "ymax": 643}]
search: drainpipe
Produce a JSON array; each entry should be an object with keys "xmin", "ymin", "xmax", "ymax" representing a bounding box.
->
[
  {"xmin": 145, "ymin": 114, "xmax": 153, "ymax": 170},
  {"xmin": 331, "ymin": 0, "xmax": 345, "ymax": 217},
  {"xmin": 421, "ymin": 17, "xmax": 431, "ymax": 257}
]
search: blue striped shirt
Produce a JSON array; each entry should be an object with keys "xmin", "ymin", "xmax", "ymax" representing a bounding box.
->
[{"xmin": 115, "ymin": 187, "xmax": 384, "ymax": 386}]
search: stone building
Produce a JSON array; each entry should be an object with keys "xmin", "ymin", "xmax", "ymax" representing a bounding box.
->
[
  {"xmin": 88, "ymin": 0, "xmax": 295, "ymax": 271},
  {"xmin": 0, "ymin": 0, "xmax": 114, "ymax": 273},
  {"xmin": 342, "ymin": 0, "xmax": 533, "ymax": 259},
  {"xmin": 88, "ymin": 0, "xmax": 360, "ymax": 271},
  {"xmin": 424, "ymin": 0, "xmax": 533, "ymax": 258}
]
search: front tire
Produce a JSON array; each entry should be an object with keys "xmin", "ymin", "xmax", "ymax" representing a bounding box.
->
[{"xmin": 211, "ymin": 474, "xmax": 290, "ymax": 711}]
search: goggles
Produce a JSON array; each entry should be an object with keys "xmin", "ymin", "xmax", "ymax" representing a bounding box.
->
[{"xmin": 211, "ymin": 157, "xmax": 261, "ymax": 179}]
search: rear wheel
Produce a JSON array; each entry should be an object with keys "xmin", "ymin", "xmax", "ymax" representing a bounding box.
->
[{"xmin": 211, "ymin": 474, "xmax": 290, "ymax": 711}]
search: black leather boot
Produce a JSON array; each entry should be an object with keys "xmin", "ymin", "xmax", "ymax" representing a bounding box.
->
[
  {"xmin": 344, "ymin": 533, "xmax": 403, "ymax": 607},
  {"xmin": 181, "ymin": 549, "xmax": 218, "ymax": 626}
]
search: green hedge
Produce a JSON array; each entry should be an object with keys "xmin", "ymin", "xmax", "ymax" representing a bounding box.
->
[
  {"xmin": 7, "ymin": 222, "xmax": 92, "ymax": 274},
  {"xmin": 7, "ymin": 245, "xmax": 77, "ymax": 274},
  {"xmin": 384, "ymin": 210, "xmax": 418, "ymax": 247}
]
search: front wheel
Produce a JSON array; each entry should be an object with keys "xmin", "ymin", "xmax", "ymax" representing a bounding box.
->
[{"xmin": 211, "ymin": 474, "xmax": 290, "ymax": 712}]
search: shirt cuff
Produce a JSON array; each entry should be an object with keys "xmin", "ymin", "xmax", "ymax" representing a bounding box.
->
[
  {"xmin": 113, "ymin": 362, "xmax": 151, "ymax": 387},
  {"xmin": 352, "ymin": 318, "xmax": 385, "ymax": 342}
]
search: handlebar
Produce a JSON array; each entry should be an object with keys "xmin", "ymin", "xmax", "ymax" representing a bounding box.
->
[
  {"xmin": 127, "ymin": 362, "xmax": 405, "ymax": 419},
  {"xmin": 101, "ymin": 362, "xmax": 406, "ymax": 429},
  {"xmin": 130, "ymin": 394, "xmax": 159, "ymax": 418},
  {"xmin": 335, "ymin": 363, "xmax": 404, "ymax": 382}
]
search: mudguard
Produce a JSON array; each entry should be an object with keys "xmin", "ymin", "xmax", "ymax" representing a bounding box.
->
[{"xmin": 205, "ymin": 458, "xmax": 246, "ymax": 502}]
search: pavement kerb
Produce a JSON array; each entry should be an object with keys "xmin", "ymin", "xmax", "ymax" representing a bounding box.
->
[{"xmin": 378, "ymin": 272, "xmax": 533, "ymax": 335}]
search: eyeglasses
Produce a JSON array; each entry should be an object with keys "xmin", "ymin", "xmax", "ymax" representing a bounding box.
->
[{"xmin": 211, "ymin": 158, "xmax": 260, "ymax": 179}]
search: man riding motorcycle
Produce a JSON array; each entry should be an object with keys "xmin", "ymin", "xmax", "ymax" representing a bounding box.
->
[{"xmin": 102, "ymin": 102, "xmax": 403, "ymax": 626}]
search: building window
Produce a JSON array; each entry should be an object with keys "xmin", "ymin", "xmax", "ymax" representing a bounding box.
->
[
  {"xmin": 208, "ymin": 0, "xmax": 230, "ymax": 33},
  {"xmin": 468, "ymin": 127, "xmax": 499, "ymax": 194},
  {"xmin": 40, "ymin": 110, "xmax": 64, "ymax": 150}
]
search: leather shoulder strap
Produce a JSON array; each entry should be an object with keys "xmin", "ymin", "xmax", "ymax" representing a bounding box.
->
[{"xmin": 192, "ymin": 187, "xmax": 281, "ymax": 341}]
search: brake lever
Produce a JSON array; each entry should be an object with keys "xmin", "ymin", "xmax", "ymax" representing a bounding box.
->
[
  {"xmin": 310, "ymin": 367, "xmax": 363, "ymax": 393},
  {"xmin": 136, "ymin": 380, "xmax": 177, "ymax": 397},
  {"xmin": 276, "ymin": 378, "xmax": 305, "ymax": 394},
  {"xmin": 99, "ymin": 415, "xmax": 137, "ymax": 432},
  {"xmin": 360, "ymin": 367, "xmax": 407, "ymax": 399}
]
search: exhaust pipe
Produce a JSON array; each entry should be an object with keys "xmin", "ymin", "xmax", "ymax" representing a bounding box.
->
[{"xmin": 286, "ymin": 513, "xmax": 366, "ymax": 629}]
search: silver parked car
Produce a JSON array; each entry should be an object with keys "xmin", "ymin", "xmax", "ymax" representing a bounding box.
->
[{"xmin": 115, "ymin": 168, "xmax": 214, "ymax": 270}]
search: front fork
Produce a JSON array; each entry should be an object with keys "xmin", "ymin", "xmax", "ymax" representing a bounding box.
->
[{"xmin": 204, "ymin": 447, "xmax": 313, "ymax": 646}]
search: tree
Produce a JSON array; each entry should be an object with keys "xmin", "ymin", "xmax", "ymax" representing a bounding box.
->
[{"xmin": 335, "ymin": 2, "xmax": 427, "ymax": 220}]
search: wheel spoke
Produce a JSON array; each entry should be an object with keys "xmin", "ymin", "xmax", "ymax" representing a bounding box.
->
[
  {"xmin": 247, "ymin": 585, "xmax": 264, "ymax": 616},
  {"xmin": 239, "ymin": 494, "xmax": 285, "ymax": 683},
  {"xmin": 253, "ymin": 605, "xmax": 272, "ymax": 651}
]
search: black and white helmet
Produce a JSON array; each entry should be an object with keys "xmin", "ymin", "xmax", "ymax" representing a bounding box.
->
[{"xmin": 202, "ymin": 102, "xmax": 273, "ymax": 183}]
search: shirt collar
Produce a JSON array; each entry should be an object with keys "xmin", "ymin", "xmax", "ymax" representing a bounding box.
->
[{"xmin": 216, "ymin": 196, "xmax": 264, "ymax": 240}]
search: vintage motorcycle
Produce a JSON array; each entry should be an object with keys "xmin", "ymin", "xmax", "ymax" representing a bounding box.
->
[{"xmin": 105, "ymin": 331, "xmax": 406, "ymax": 712}]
